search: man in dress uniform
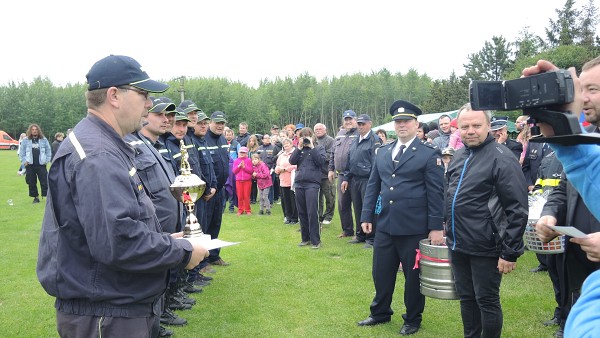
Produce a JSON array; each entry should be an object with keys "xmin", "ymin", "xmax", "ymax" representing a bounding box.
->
[
  {"xmin": 490, "ymin": 116, "xmax": 523, "ymax": 160},
  {"xmin": 357, "ymin": 100, "xmax": 445, "ymax": 336}
]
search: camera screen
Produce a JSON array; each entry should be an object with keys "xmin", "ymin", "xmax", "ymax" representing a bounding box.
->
[{"xmin": 470, "ymin": 81, "xmax": 504, "ymax": 110}]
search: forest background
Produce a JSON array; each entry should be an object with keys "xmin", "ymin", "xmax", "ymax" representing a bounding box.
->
[{"xmin": 0, "ymin": 0, "xmax": 598, "ymax": 140}]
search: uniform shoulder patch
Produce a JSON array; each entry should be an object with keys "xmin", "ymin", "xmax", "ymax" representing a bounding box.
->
[{"xmin": 420, "ymin": 140, "xmax": 437, "ymax": 149}]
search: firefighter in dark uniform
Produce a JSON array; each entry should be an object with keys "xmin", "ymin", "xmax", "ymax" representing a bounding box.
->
[
  {"xmin": 357, "ymin": 100, "xmax": 444, "ymax": 336},
  {"xmin": 124, "ymin": 98, "xmax": 194, "ymax": 333},
  {"xmin": 204, "ymin": 111, "xmax": 231, "ymax": 266},
  {"xmin": 490, "ymin": 116, "xmax": 523, "ymax": 160},
  {"xmin": 340, "ymin": 114, "xmax": 381, "ymax": 248}
]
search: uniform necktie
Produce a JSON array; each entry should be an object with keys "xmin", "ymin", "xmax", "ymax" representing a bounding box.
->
[{"xmin": 394, "ymin": 145, "xmax": 406, "ymax": 168}]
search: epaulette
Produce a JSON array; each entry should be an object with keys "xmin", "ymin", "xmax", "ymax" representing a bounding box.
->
[
  {"xmin": 420, "ymin": 140, "xmax": 437, "ymax": 149},
  {"xmin": 375, "ymin": 142, "xmax": 391, "ymax": 155}
]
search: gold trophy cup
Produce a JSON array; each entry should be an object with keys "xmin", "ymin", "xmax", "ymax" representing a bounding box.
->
[{"xmin": 170, "ymin": 140, "xmax": 207, "ymax": 238}]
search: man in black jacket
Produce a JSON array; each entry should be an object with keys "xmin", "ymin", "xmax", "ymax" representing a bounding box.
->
[{"xmin": 446, "ymin": 103, "xmax": 528, "ymax": 338}]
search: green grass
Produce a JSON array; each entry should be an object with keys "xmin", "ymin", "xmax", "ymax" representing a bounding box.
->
[{"xmin": 0, "ymin": 150, "xmax": 559, "ymax": 337}]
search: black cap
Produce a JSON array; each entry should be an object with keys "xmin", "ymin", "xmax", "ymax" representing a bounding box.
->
[
  {"xmin": 86, "ymin": 55, "xmax": 169, "ymax": 92},
  {"xmin": 356, "ymin": 114, "xmax": 372, "ymax": 123},
  {"xmin": 149, "ymin": 97, "xmax": 176, "ymax": 113},
  {"xmin": 389, "ymin": 100, "xmax": 422, "ymax": 121},
  {"xmin": 178, "ymin": 100, "xmax": 202, "ymax": 114},
  {"xmin": 211, "ymin": 111, "xmax": 227, "ymax": 123},
  {"xmin": 490, "ymin": 116, "xmax": 508, "ymax": 131}
]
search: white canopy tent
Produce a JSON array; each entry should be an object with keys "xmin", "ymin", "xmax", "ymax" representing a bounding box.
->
[{"xmin": 372, "ymin": 110, "xmax": 458, "ymax": 132}]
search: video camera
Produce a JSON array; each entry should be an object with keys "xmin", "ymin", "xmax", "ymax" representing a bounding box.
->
[
  {"xmin": 469, "ymin": 70, "xmax": 600, "ymax": 145},
  {"xmin": 302, "ymin": 137, "xmax": 312, "ymax": 147}
]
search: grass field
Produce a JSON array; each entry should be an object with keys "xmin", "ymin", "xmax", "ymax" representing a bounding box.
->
[{"xmin": 0, "ymin": 150, "xmax": 559, "ymax": 337}]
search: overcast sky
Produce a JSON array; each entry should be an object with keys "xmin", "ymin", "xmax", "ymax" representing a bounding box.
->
[{"xmin": 2, "ymin": 0, "xmax": 595, "ymax": 88}]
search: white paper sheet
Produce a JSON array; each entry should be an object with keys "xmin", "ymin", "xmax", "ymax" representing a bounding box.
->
[
  {"xmin": 202, "ymin": 239, "xmax": 241, "ymax": 251},
  {"xmin": 545, "ymin": 225, "xmax": 588, "ymax": 238}
]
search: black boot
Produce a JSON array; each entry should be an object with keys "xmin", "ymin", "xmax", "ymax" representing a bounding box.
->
[
  {"xmin": 160, "ymin": 308, "xmax": 187, "ymax": 326},
  {"xmin": 166, "ymin": 283, "xmax": 192, "ymax": 310}
]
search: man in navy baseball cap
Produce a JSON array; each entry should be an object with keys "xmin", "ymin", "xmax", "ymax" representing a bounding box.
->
[{"xmin": 86, "ymin": 55, "xmax": 169, "ymax": 93}]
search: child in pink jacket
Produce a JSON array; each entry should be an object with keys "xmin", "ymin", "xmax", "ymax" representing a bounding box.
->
[
  {"xmin": 252, "ymin": 154, "xmax": 273, "ymax": 215},
  {"xmin": 232, "ymin": 147, "xmax": 253, "ymax": 215}
]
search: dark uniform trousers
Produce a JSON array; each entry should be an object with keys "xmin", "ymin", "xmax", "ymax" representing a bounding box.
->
[
  {"xmin": 57, "ymin": 310, "xmax": 159, "ymax": 338},
  {"xmin": 336, "ymin": 174, "xmax": 354, "ymax": 236},
  {"xmin": 371, "ymin": 232, "xmax": 425, "ymax": 326},
  {"xmin": 349, "ymin": 177, "xmax": 372, "ymax": 242},
  {"xmin": 206, "ymin": 189, "xmax": 225, "ymax": 262}
]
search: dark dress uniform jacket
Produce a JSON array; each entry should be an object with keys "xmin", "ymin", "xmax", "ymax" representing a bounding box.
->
[{"xmin": 360, "ymin": 137, "xmax": 445, "ymax": 235}]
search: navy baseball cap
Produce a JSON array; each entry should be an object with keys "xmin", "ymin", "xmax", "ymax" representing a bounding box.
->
[
  {"xmin": 211, "ymin": 111, "xmax": 228, "ymax": 123},
  {"xmin": 342, "ymin": 110, "xmax": 357, "ymax": 119},
  {"xmin": 490, "ymin": 116, "xmax": 508, "ymax": 131},
  {"xmin": 149, "ymin": 96, "xmax": 176, "ymax": 113},
  {"xmin": 389, "ymin": 100, "xmax": 422, "ymax": 121},
  {"xmin": 178, "ymin": 100, "xmax": 202, "ymax": 114},
  {"xmin": 356, "ymin": 114, "xmax": 372, "ymax": 123},
  {"xmin": 86, "ymin": 55, "xmax": 169, "ymax": 92}
]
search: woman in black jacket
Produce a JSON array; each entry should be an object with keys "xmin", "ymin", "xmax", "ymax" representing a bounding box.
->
[{"xmin": 289, "ymin": 127, "xmax": 327, "ymax": 249}]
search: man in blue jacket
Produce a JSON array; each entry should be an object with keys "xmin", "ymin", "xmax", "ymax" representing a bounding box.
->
[
  {"xmin": 36, "ymin": 55, "xmax": 208, "ymax": 338},
  {"xmin": 357, "ymin": 100, "xmax": 444, "ymax": 336}
]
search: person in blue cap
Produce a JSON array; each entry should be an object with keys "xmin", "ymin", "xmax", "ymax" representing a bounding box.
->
[
  {"xmin": 490, "ymin": 116, "xmax": 523, "ymax": 160},
  {"xmin": 36, "ymin": 55, "xmax": 209, "ymax": 338},
  {"xmin": 328, "ymin": 110, "xmax": 360, "ymax": 239},
  {"xmin": 357, "ymin": 100, "xmax": 444, "ymax": 336}
]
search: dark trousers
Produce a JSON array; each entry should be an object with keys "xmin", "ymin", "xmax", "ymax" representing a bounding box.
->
[
  {"xmin": 536, "ymin": 253, "xmax": 548, "ymax": 269},
  {"xmin": 318, "ymin": 178, "xmax": 336, "ymax": 222},
  {"xmin": 57, "ymin": 310, "xmax": 159, "ymax": 338},
  {"xmin": 349, "ymin": 177, "xmax": 372, "ymax": 243},
  {"xmin": 547, "ymin": 253, "xmax": 565, "ymax": 323},
  {"xmin": 272, "ymin": 173, "xmax": 280, "ymax": 201},
  {"xmin": 281, "ymin": 186, "xmax": 298, "ymax": 222},
  {"xmin": 370, "ymin": 232, "xmax": 425, "ymax": 326},
  {"xmin": 336, "ymin": 174, "xmax": 354, "ymax": 236},
  {"xmin": 25, "ymin": 164, "xmax": 48, "ymax": 197},
  {"xmin": 450, "ymin": 250, "xmax": 503, "ymax": 338},
  {"xmin": 295, "ymin": 185, "xmax": 320, "ymax": 245},
  {"xmin": 205, "ymin": 189, "xmax": 224, "ymax": 262}
]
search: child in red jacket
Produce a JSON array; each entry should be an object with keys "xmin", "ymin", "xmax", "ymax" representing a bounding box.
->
[
  {"xmin": 252, "ymin": 154, "xmax": 273, "ymax": 215},
  {"xmin": 232, "ymin": 147, "xmax": 253, "ymax": 215}
]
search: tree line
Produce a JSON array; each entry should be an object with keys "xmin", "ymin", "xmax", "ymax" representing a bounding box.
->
[{"xmin": 0, "ymin": 0, "xmax": 597, "ymax": 141}]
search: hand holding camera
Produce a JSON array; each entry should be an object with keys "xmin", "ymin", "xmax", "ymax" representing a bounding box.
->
[{"xmin": 302, "ymin": 137, "xmax": 314, "ymax": 149}]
